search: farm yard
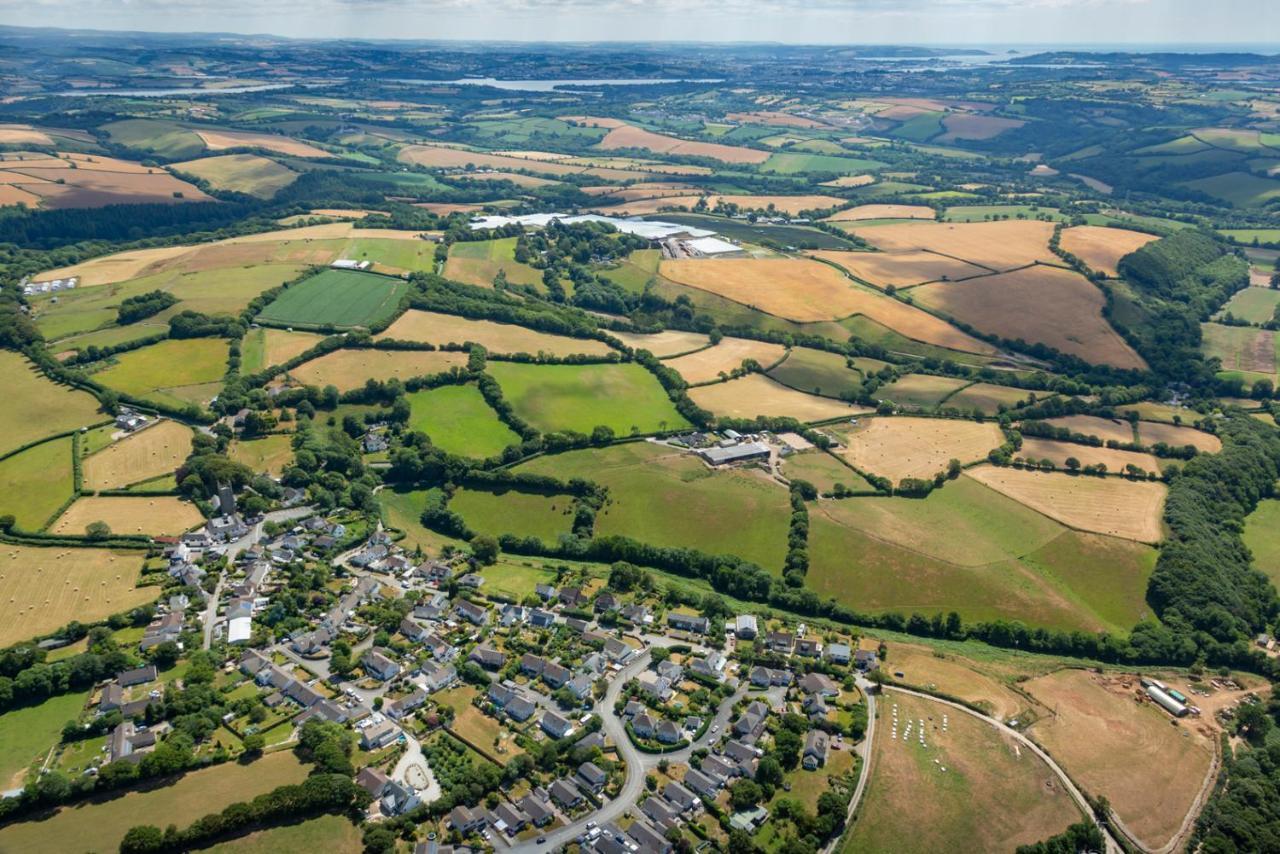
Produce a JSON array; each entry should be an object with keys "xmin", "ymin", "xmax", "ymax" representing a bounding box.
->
[
  {"xmin": 377, "ymin": 309, "xmax": 613, "ymax": 356},
  {"xmin": 405, "ymin": 383, "xmax": 521, "ymax": 458},
  {"xmin": 841, "ymin": 692, "xmax": 1082, "ymax": 854},
  {"xmin": 256, "ymin": 269, "xmax": 409, "ymax": 329},
  {"xmin": 912, "ymin": 266, "xmax": 1147, "ymax": 369},
  {"xmin": 486, "ymin": 361, "xmax": 689, "ymax": 436},
  {"xmin": 832, "ymin": 416, "xmax": 1003, "ymax": 481},
  {"xmin": 664, "ymin": 336, "xmax": 788, "ymax": 384},
  {"xmin": 690, "ymin": 374, "xmax": 871, "ymax": 422},
  {"xmin": 965, "ymin": 465, "xmax": 1167, "ymax": 543},
  {"xmin": 0, "ymin": 352, "xmax": 105, "ymax": 457},
  {"xmin": 1023, "ymin": 669, "xmax": 1218, "ymax": 851},
  {"xmin": 50, "ymin": 495, "xmax": 204, "ymax": 537},
  {"xmin": 519, "ymin": 442, "xmax": 791, "ymax": 570},
  {"xmin": 289, "ymin": 348, "xmax": 468, "ymax": 391},
  {"xmin": 82, "ymin": 420, "xmax": 193, "ymax": 490},
  {"xmin": 0, "ymin": 545, "xmax": 152, "ymax": 648},
  {"xmin": 91, "ymin": 337, "xmax": 229, "ymax": 409}
]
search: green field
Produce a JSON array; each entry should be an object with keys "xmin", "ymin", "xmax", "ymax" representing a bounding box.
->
[
  {"xmin": 807, "ymin": 477, "xmax": 1157, "ymax": 633},
  {"xmin": 380, "ymin": 487, "xmax": 453, "ymax": 552},
  {"xmin": 1222, "ymin": 228, "xmax": 1280, "ymax": 246},
  {"xmin": 240, "ymin": 327, "xmax": 325, "ymax": 373},
  {"xmin": 443, "ymin": 237, "xmax": 545, "ymax": 289},
  {"xmin": 1202, "ymin": 322, "xmax": 1278, "ymax": 378},
  {"xmin": 0, "ymin": 352, "xmax": 105, "ymax": 458},
  {"xmin": 480, "ymin": 560, "xmax": 560, "ymax": 601},
  {"xmin": 35, "ymin": 264, "xmax": 303, "ymax": 342},
  {"xmin": 405, "ymin": 383, "xmax": 521, "ymax": 458},
  {"xmin": 228, "ymin": 434, "xmax": 295, "ymax": 475},
  {"xmin": 450, "ymin": 487, "xmax": 573, "ymax": 544},
  {"xmin": 256, "ymin": 269, "xmax": 409, "ymax": 329},
  {"xmin": 600, "ymin": 249, "xmax": 661, "ymax": 293},
  {"xmin": 101, "ymin": 118, "xmax": 206, "ymax": 158},
  {"xmin": 172, "ymin": 153, "xmax": 297, "ymax": 198},
  {"xmin": 0, "ymin": 437, "xmax": 75, "ymax": 531},
  {"xmin": 766, "ymin": 347, "xmax": 864, "ymax": 398},
  {"xmin": 782, "ymin": 450, "xmax": 874, "ymax": 494},
  {"xmin": 0, "ymin": 751, "xmax": 308, "ymax": 854},
  {"xmin": 0, "ymin": 690, "xmax": 88, "ymax": 791},
  {"xmin": 1220, "ymin": 287, "xmax": 1280, "ymax": 324},
  {"xmin": 942, "ymin": 204, "xmax": 1063, "ymax": 222},
  {"xmin": 92, "ymin": 337, "xmax": 230, "ymax": 409},
  {"xmin": 878, "ymin": 374, "xmax": 972, "ymax": 408},
  {"xmin": 1244, "ymin": 499, "xmax": 1280, "ymax": 588},
  {"xmin": 204, "ymin": 814, "xmax": 362, "ymax": 854},
  {"xmin": 343, "ymin": 236, "xmax": 438, "ymax": 273},
  {"xmin": 1181, "ymin": 171, "xmax": 1280, "ymax": 207},
  {"xmin": 890, "ymin": 112, "xmax": 945, "ymax": 142},
  {"xmin": 761, "ymin": 151, "xmax": 887, "ymax": 175},
  {"xmin": 518, "ymin": 442, "xmax": 790, "ymax": 570},
  {"xmin": 486, "ymin": 362, "xmax": 690, "ymax": 436},
  {"xmin": 944, "ymin": 382, "xmax": 1040, "ymax": 414},
  {"xmin": 466, "ymin": 116, "xmax": 607, "ymax": 145}
]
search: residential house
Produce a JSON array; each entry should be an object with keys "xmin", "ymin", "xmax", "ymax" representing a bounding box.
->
[
  {"xmin": 400, "ymin": 617, "xmax": 431, "ymax": 643},
  {"xmin": 564, "ymin": 617, "xmax": 590, "ymax": 634},
  {"xmin": 491, "ymin": 801, "xmax": 529, "ymax": 836},
  {"xmin": 420, "ymin": 661, "xmax": 457, "ymax": 693},
  {"xmin": 765, "ymin": 631, "xmax": 794, "ymax": 654},
  {"xmin": 426, "ymin": 633, "xmax": 459, "ymax": 663},
  {"xmin": 519, "ymin": 793, "xmax": 554, "ymax": 827},
  {"xmin": 795, "ymin": 638, "xmax": 823, "ymax": 658},
  {"xmin": 702, "ymin": 754, "xmax": 738, "ymax": 782},
  {"xmin": 117, "ymin": 665, "xmax": 157, "ymax": 687},
  {"xmin": 825, "ymin": 643, "xmax": 852, "ymax": 665},
  {"xmin": 632, "ymin": 713, "xmax": 656, "ymax": 739},
  {"xmin": 803, "ymin": 730, "xmax": 829, "ymax": 770},
  {"xmin": 529, "ymin": 608, "xmax": 556, "ymax": 629},
  {"xmin": 576, "ymin": 761, "xmax": 608, "ymax": 794},
  {"xmin": 603, "ymin": 637, "xmax": 634, "ymax": 664},
  {"xmin": 620, "ymin": 603, "xmax": 650, "ymax": 625},
  {"xmin": 594, "ymin": 592, "xmax": 619, "ymax": 613},
  {"xmin": 749, "ymin": 666, "xmax": 791, "ymax": 688},
  {"xmin": 541, "ymin": 710, "xmax": 575, "ymax": 739},
  {"xmin": 535, "ymin": 583, "xmax": 557, "ymax": 601},
  {"xmin": 733, "ymin": 701, "xmax": 769, "ymax": 739},
  {"xmin": 683, "ymin": 768, "xmax": 720, "ymax": 799},
  {"xmin": 735, "ymin": 615, "xmax": 759, "ymax": 639},
  {"xmin": 636, "ymin": 672, "xmax": 673, "ymax": 703},
  {"xmin": 520, "ymin": 654, "xmax": 547, "ymax": 677},
  {"xmin": 140, "ymin": 612, "xmax": 184, "ymax": 650},
  {"xmin": 455, "ymin": 599, "xmax": 489, "ymax": 626},
  {"xmin": 689, "ymin": 651, "xmax": 727, "ymax": 681},
  {"xmin": 469, "ymin": 644, "xmax": 505, "ymax": 670},
  {"xmin": 667, "ymin": 613, "xmax": 709, "ymax": 635},
  {"xmin": 549, "ymin": 778, "xmax": 583, "ymax": 809},
  {"xmin": 448, "ymin": 804, "xmax": 486, "ymax": 834},
  {"xmin": 559, "ymin": 587, "xmax": 586, "ymax": 609},
  {"xmin": 656, "ymin": 720, "xmax": 681, "ymax": 744},
  {"xmin": 722, "ymin": 739, "xmax": 761, "ymax": 776},
  {"xmin": 627, "ymin": 820, "xmax": 673, "ymax": 854},
  {"xmin": 457, "ymin": 572, "xmax": 484, "ymax": 589},
  {"xmin": 663, "ymin": 780, "xmax": 699, "ymax": 813},
  {"xmin": 362, "ymin": 649, "xmax": 402, "ymax": 682},
  {"xmin": 361, "ymin": 721, "xmax": 400, "ymax": 750},
  {"xmin": 499, "ymin": 604, "xmax": 527, "ymax": 627},
  {"xmin": 656, "ymin": 660, "xmax": 684, "ymax": 683},
  {"xmin": 542, "ymin": 661, "xmax": 571, "ymax": 689},
  {"xmin": 356, "ymin": 767, "xmax": 391, "ymax": 799},
  {"xmin": 381, "ymin": 779, "xmax": 420, "ymax": 816},
  {"xmin": 640, "ymin": 795, "xmax": 681, "ymax": 830},
  {"xmin": 854, "ymin": 649, "xmax": 880, "ymax": 672},
  {"xmin": 385, "ymin": 689, "xmax": 428, "ymax": 720},
  {"xmin": 798, "ymin": 672, "xmax": 839, "ymax": 697}
]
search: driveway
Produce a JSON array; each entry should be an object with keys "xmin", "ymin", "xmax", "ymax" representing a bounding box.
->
[{"xmin": 394, "ymin": 732, "xmax": 442, "ymax": 804}]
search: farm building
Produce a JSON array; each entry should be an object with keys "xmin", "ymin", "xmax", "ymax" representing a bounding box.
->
[
  {"xmin": 1147, "ymin": 685, "xmax": 1189, "ymax": 717},
  {"xmin": 682, "ymin": 236, "xmax": 745, "ymax": 257},
  {"xmin": 697, "ymin": 441, "xmax": 771, "ymax": 466},
  {"xmin": 331, "ymin": 259, "xmax": 373, "ymax": 270}
]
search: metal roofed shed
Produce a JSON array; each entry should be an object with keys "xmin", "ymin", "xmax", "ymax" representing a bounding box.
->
[
  {"xmin": 683, "ymin": 236, "xmax": 744, "ymax": 256},
  {"xmin": 697, "ymin": 441, "xmax": 771, "ymax": 466},
  {"xmin": 1147, "ymin": 684, "xmax": 1188, "ymax": 717}
]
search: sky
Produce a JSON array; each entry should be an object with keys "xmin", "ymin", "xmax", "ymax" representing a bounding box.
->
[{"xmin": 2, "ymin": 0, "xmax": 1278, "ymax": 46}]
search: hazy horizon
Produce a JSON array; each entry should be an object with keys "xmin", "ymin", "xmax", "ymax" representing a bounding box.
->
[{"xmin": 2, "ymin": 1, "xmax": 1278, "ymax": 47}]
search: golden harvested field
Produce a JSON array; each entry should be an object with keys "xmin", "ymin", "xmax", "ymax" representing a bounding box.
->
[
  {"xmin": 597, "ymin": 124, "xmax": 770, "ymax": 164},
  {"xmin": 377, "ymin": 309, "xmax": 613, "ymax": 357},
  {"xmin": 725, "ymin": 111, "xmax": 827, "ymax": 128},
  {"xmin": 396, "ymin": 144, "xmax": 647, "ymax": 181},
  {"xmin": 1018, "ymin": 437, "xmax": 1160, "ymax": 474},
  {"xmin": 845, "ymin": 691, "xmax": 1081, "ymax": 854},
  {"xmin": 290, "ymin": 348, "xmax": 468, "ymax": 391},
  {"xmin": 825, "ymin": 204, "xmax": 936, "ymax": 222},
  {"xmin": 38, "ymin": 245, "xmax": 200, "ymax": 287},
  {"xmin": 937, "ymin": 113, "xmax": 1025, "ymax": 141},
  {"xmin": 878, "ymin": 642, "xmax": 1031, "ymax": 720},
  {"xmin": 51, "ymin": 496, "xmax": 204, "ymax": 537},
  {"xmin": 0, "ymin": 185, "xmax": 40, "ymax": 206},
  {"xmin": 0, "ymin": 352, "xmax": 105, "ymax": 458},
  {"xmin": 463, "ymin": 171, "xmax": 559, "ymax": 188},
  {"xmin": 593, "ymin": 193, "xmax": 841, "ymax": 216},
  {"xmin": 0, "ymin": 124, "xmax": 53, "ymax": 145},
  {"xmin": 851, "ymin": 220, "xmax": 1058, "ymax": 270},
  {"xmin": 1059, "ymin": 226, "xmax": 1159, "ymax": 277},
  {"xmin": 83, "ymin": 420, "xmax": 193, "ymax": 490},
  {"xmin": 658, "ymin": 257, "xmax": 995, "ymax": 353},
  {"xmin": 0, "ymin": 546, "xmax": 152, "ymax": 649},
  {"xmin": 965, "ymin": 466, "xmax": 1166, "ymax": 543},
  {"xmin": 609, "ymin": 329, "xmax": 710, "ymax": 357},
  {"xmin": 877, "ymin": 373, "xmax": 971, "ymax": 408},
  {"xmin": 664, "ymin": 337, "xmax": 788, "ymax": 384},
  {"xmin": 1138, "ymin": 421, "xmax": 1222, "ymax": 453},
  {"xmin": 913, "ymin": 266, "xmax": 1147, "ymax": 370},
  {"xmin": 583, "ymin": 184, "xmax": 698, "ymax": 202},
  {"xmin": 944, "ymin": 382, "xmax": 1038, "ymax": 414},
  {"xmin": 1, "ymin": 163, "xmax": 212, "ymax": 209},
  {"xmin": 196, "ymin": 129, "xmax": 333, "ymax": 158},
  {"xmin": 1042, "ymin": 414, "xmax": 1137, "ymax": 445},
  {"xmin": 834, "ymin": 417, "xmax": 1003, "ymax": 481},
  {"xmin": 557, "ymin": 115, "xmax": 628, "ymax": 128},
  {"xmin": 242, "ymin": 328, "xmax": 325, "ymax": 372},
  {"xmin": 811, "ymin": 250, "xmax": 986, "ymax": 288},
  {"xmin": 689, "ymin": 374, "xmax": 871, "ymax": 422},
  {"xmin": 820, "ymin": 174, "xmax": 876, "ymax": 188},
  {"xmin": 1024, "ymin": 669, "xmax": 1215, "ymax": 850}
]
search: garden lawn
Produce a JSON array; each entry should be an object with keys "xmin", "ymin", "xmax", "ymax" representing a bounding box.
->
[
  {"xmin": 486, "ymin": 362, "xmax": 689, "ymax": 436},
  {"xmin": 256, "ymin": 269, "xmax": 408, "ymax": 329},
  {"xmin": 518, "ymin": 442, "xmax": 790, "ymax": 571},
  {"xmin": 405, "ymin": 383, "xmax": 521, "ymax": 458}
]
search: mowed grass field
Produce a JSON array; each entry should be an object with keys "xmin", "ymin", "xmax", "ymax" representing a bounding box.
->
[
  {"xmin": 518, "ymin": 442, "xmax": 791, "ymax": 570},
  {"xmin": 450, "ymin": 487, "xmax": 573, "ymax": 544},
  {"xmin": 1219, "ymin": 286, "xmax": 1280, "ymax": 324},
  {"xmin": 257, "ymin": 269, "xmax": 408, "ymax": 329},
  {"xmin": 406, "ymin": 384, "xmax": 521, "ymax": 458},
  {"xmin": 1041, "ymin": 414, "xmax": 1137, "ymax": 445},
  {"xmin": 377, "ymin": 309, "xmax": 613, "ymax": 357},
  {"xmin": 92, "ymin": 338, "xmax": 229, "ymax": 409},
  {"xmin": 833, "ymin": 416, "xmax": 1003, "ymax": 481},
  {"xmin": 228, "ymin": 434, "xmax": 295, "ymax": 476},
  {"xmin": 51, "ymin": 495, "xmax": 204, "ymax": 537},
  {"xmin": 170, "ymin": 153, "xmax": 297, "ymax": 198},
  {"xmin": 0, "ymin": 690, "xmax": 89, "ymax": 791},
  {"xmin": 290, "ymin": 348, "xmax": 468, "ymax": 391},
  {"xmin": 690, "ymin": 374, "xmax": 871, "ymax": 422},
  {"xmin": 781, "ymin": 450, "xmax": 873, "ymax": 493},
  {"xmin": 203, "ymin": 814, "xmax": 362, "ymax": 854},
  {"xmin": 0, "ymin": 545, "xmax": 152, "ymax": 648},
  {"xmin": 0, "ymin": 352, "xmax": 105, "ymax": 457},
  {"xmin": 913, "ymin": 266, "xmax": 1147, "ymax": 370},
  {"xmin": 83, "ymin": 420, "xmax": 192, "ymax": 490},
  {"xmin": 443, "ymin": 237, "xmax": 545, "ymax": 289},
  {"xmin": 1024, "ymin": 669, "xmax": 1215, "ymax": 850},
  {"xmin": 0, "ymin": 750, "xmax": 309, "ymax": 854},
  {"xmin": 767, "ymin": 347, "xmax": 864, "ymax": 399},
  {"xmin": 945, "ymin": 382, "xmax": 1040, "ymax": 414},
  {"xmin": 487, "ymin": 362, "xmax": 689, "ymax": 436},
  {"xmin": 877, "ymin": 642, "xmax": 1032, "ymax": 721},
  {"xmin": 850, "ymin": 219, "xmax": 1058, "ymax": 270},
  {"xmin": 659, "ymin": 257, "xmax": 994, "ymax": 354},
  {"xmin": 0, "ymin": 437, "xmax": 74, "ymax": 531},
  {"xmin": 842, "ymin": 692, "xmax": 1082, "ymax": 854},
  {"xmin": 877, "ymin": 373, "xmax": 971, "ymax": 409},
  {"xmin": 1245, "ymin": 499, "xmax": 1280, "ymax": 587},
  {"xmin": 806, "ymin": 477, "xmax": 1156, "ymax": 632},
  {"xmin": 1203, "ymin": 322, "xmax": 1279, "ymax": 378},
  {"xmin": 663, "ymin": 337, "xmax": 788, "ymax": 384},
  {"xmin": 1018, "ymin": 437, "xmax": 1161, "ymax": 474},
  {"xmin": 240, "ymin": 327, "xmax": 325, "ymax": 373},
  {"xmin": 966, "ymin": 465, "xmax": 1166, "ymax": 543}
]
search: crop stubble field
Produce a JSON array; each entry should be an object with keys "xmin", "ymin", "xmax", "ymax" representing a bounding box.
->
[
  {"xmin": 664, "ymin": 337, "xmax": 788, "ymax": 384},
  {"xmin": 1059, "ymin": 225, "xmax": 1159, "ymax": 276},
  {"xmin": 83, "ymin": 420, "xmax": 193, "ymax": 490},
  {"xmin": 51, "ymin": 495, "xmax": 204, "ymax": 537},
  {"xmin": 690, "ymin": 373, "xmax": 871, "ymax": 421},
  {"xmin": 810, "ymin": 249, "xmax": 986, "ymax": 288},
  {"xmin": 290, "ymin": 349, "xmax": 468, "ymax": 391},
  {"xmin": 378, "ymin": 309, "xmax": 612, "ymax": 356},
  {"xmin": 834, "ymin": 416, "xmax": 1003, "ymax": 480}
]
